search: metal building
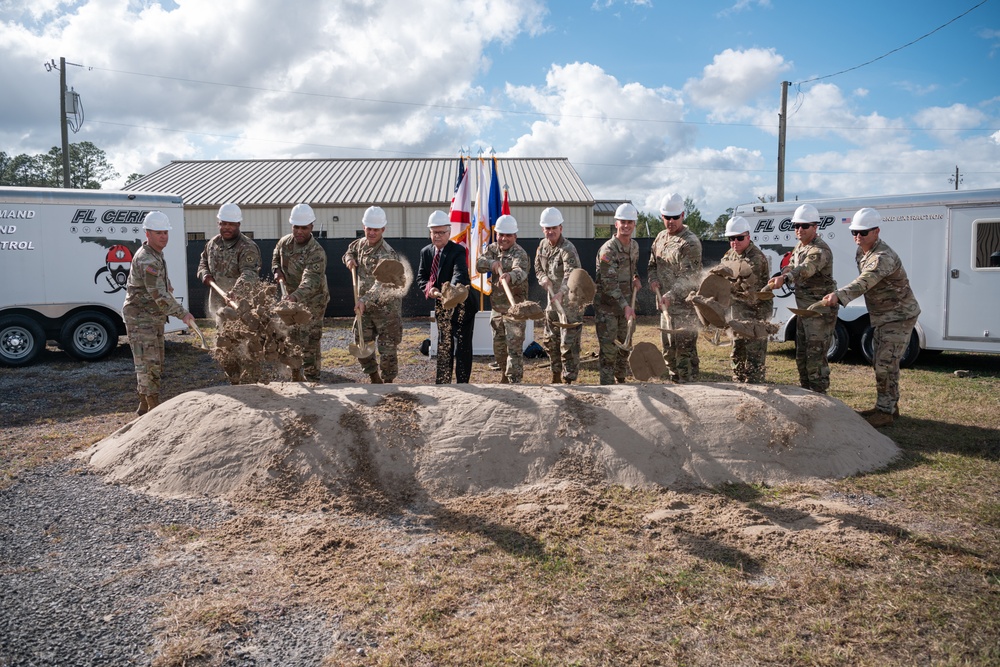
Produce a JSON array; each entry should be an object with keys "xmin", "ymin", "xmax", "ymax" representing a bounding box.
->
[{"xmin": 125, "ymin": 157, "xmax": 597, "ymax": 240}]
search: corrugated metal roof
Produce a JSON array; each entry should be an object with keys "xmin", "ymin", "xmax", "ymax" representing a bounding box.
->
[
  {"xmin": 594, "ymin": 200, "xmax": 631, "ymax": 215},
  {"xmin": 125, "ymin": 158, "xmax": 594, "ymax": 207}
]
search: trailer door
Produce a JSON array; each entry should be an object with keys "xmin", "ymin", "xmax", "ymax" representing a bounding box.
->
[{"xmin": 947, "ymin": 208, "xmax": 1000, "ymax": 341}]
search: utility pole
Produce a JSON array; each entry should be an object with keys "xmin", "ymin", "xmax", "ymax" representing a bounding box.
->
[
  {"xmin": 948, "ymin": 165, "xmax": 963, "ymax": 190},
  {"xmin": 777, "ymin": 80, "xmax": 789, "ymax": 202},
  {"xmin": 59, "ymin": 57, "xmax": 70, "ymax": 188}
]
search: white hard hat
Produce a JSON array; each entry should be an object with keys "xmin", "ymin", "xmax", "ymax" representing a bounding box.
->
[
  {"xmin": 142, "ymin": 211, "xmax": 171, "ymax": 231},
  {"xmin": 791, "ymin": 203, "xmax": 820, "ymax": 224},
  {"xmin": 849, "ymin": 207, "xmax": 881, "ymax": 231},
  {"xmin": 217, "ymin": 202, "xmax": 242, "ymax": 223},
  {"xmin": 539, "ymin": 207, "xmax": 564, "ymax": 228},
  {"xmin": 362, "ymin": 205, "xmax": 387, "ymax": 229},
  {"xmin": 427, "ymin": 210, "xmax": 450, "ymax": 228},
  {"xmin": 614, "ymin": 203, "xmax": 638, "ymax": 221},
  {"xmin": 658, "ymin": 193, "xmax": 684, "ymax": 217},
  {"xmin": 289, "ymin": 203, "xmax": 316, "ymax": 225},
  {"xmin": 495, "ymin": 214, "xmax": 518, "ymax": 234},
  {"xmin": 725, "ymin": 216, "xmax": 751, "ymax": 237}
]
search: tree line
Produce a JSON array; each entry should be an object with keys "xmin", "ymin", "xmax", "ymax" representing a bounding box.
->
[{"xmin": 0, "ymin": 141, "xmax": 139, "ymax": 189}]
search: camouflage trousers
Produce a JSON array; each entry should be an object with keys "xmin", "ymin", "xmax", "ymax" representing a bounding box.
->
[
  {"xmin": 660, "ymin": 307, "xmax": 699, "ymax": 383},
  {"xmin": 358, "ymin": 307, "xmax": 402, "ymax": 382},
  {"xmin": 123, "ymin": 309, "xmax": 165, "ymax": 396},
  {"xmin": 291, "ymin": 307, "xmax": 326, "ymax": 382},
  {"xmin": 595, "ymin": 307, "xmax": 629, "ymax": 385},
  {"xmin": 872, "ymin": 317, "xmax": 916, "ymax": 414},
  {"xmin": 435, "ymin": 301, "xmax": 475, "ymax": 384},
  {"xmin": 542, "ymin": 306, "xmax": 583, "ymax": 382},
  {"xmin": 795, "ymin": 307, "xmax": 837, "ymax": 393},
  {"xmin": 490, "ymin": 311, "xmax": 525, "ymax": 383},
  {"xmin": 731, "ymin": 337, "xmax": 767, "ymax": 383}
]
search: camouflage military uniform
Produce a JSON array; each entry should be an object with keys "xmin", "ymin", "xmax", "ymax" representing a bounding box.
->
[
  {"xmin": 722, "ymin": 242, "xmax": 771, "ymax": 383},
  {"xmin": 476, "ymin": 241, "xmax": 530, "ymax": 383},
  {"xmin": 122, "ymin": 242, "xmax": 191, "ymax": 397},
  {"xmin": 649, "ymin": 226, "xmax": 702, "ymax": 382},
  {"xmin": 197, "ymin": 232, "xmax": 261, "ymax": 314},
  {"xmin": 272, "ymin": 234, "xmax": 330, "ymax": 381},
  {"xmin": 834, "ymin": 239, "xmax": 920, "ymax": 414},
  {"xmin": 785, "ymin": 236, "xmax": 838, "ymax": 393},
  {"xmin": 535, "ymin": 236, "xmax": 583, "ymax": 382},
  {"xmin": 197, "ymin": 232, "xmax": 262, "ymax": 383},
  {"xmin": 343, "ymin": 237, "xmax": 403, "ymax": 382},
  {"xmin": 594, "ymin": 236, "xmax": 639, "ymax": 385}
]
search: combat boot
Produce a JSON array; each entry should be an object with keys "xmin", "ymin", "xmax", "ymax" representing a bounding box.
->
[
  {"xmin": 146, "ymin": 394, "xmax": 160, "ymax": 411},
  {"xmin": 865, "ymin": 411, "xmax": 894, "ymax": 428},
  {"xmin": 499, "ymin": 375, "xmax": 509, "ymax": 384},
  {"xmin": 136, "ymin": 394, "xmax": 149, "ymax": 416},
  {"xmin": 291, "ymin": 368, "xmax": 304, "ymax": 382},
  {"xmin": 369, "ymin": 371, "xmax": 383, "ymax": 384},
  {"xmin": 858, "ymin": 405, "xmax": 900, "ymax": 418},
  {"xmin": 551, "ymin": 371, "xmax": 562, "ymax": 384},
  {"xmin": 564, "ymin": 378, "xmax": 574, "ymax": 385}
]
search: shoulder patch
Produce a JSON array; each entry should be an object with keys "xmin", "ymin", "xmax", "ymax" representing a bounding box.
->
[{"xmin": 145, "ymin": 265, "xmax": 160, "ymax": 276}]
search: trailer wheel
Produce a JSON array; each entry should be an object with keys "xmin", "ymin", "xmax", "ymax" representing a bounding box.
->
[
  {"xmin": 0, "ymin": 314, "xmax": 46, "ymax": 367},
  {"xmin": 860, "ymin": 325, "xmax": 921, "ymax": 369},
  {"xmin": 59, "ymin": 311, "xmax": 120, "ymax": 361}
]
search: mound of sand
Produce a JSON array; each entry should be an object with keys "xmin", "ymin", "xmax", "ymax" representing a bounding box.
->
[{"xmin": 87, "ymin": 384, "xmax": 898, "ymax": 502}]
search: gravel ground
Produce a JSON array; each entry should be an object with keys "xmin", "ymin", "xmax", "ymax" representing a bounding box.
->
[{"xmin": 0, "ymin": 460, "xmax": 341, "ymax": 667}]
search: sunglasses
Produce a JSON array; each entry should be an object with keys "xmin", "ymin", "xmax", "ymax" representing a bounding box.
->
[
  {"xmin": 662, "ymin": 214, "xmax": 682, "ymax": 221},
  {"xmin": 792, "ymin": 223, "xmax": 815, "ymax": 230},
  {"xmin": 851, "ymin": 229, "xmax": 874, "ymax": 237},
  {"xmin": 728, "ymin": 234, "xmax": 747, "ymax": 242}
]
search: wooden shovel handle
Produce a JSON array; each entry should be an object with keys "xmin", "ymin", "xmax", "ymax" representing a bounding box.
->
[
  {"xmin": 208, "ymin": 281, "xmax": 240, "ymax": 310},
  {"xmin": 500, "ymin": 275, "xmax": 517, "ymax": 304},
  {"xmin": 278, "ymin": 277, "xmax": 289, "ymax": 298},
  {"xmin": 350, "ymin": 266, "xmax": 360, "ymax": 304}
]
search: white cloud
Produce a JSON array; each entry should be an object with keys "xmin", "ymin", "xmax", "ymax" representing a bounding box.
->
[
  {"xmin": 913, "ymin": 104, "xmax": 988, "ymax": 142},
  {"xmin": 684, "ymin": 48, "xmax": 790, "ymax": 121}
]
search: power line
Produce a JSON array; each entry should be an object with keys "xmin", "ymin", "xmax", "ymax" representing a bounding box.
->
[
  {"xmin": 84, "ymin": 66, "xmax": 996, "ymax": 134},
  {"xmin": 794, "ymin": 0, "xmax": 991, "ymax": 85},
  {"xmin": 85, "ymin": 119, "xmax": 1000, "ymax": 177}
]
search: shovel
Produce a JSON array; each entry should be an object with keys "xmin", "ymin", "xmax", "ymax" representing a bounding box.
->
[
  {"xmin": 545, "ymin": 285, "xmax": 582, "ymax": 330},
  {"xmin": 615, "ymin": 286, "xmax": 638, "ymax": 352},
  {"xmin": 654, "ymin": 286, "xmax": 685, "ymax": 335},
  {"xmin": 501, "ymin": 275, "xmax": 544, "ymax": 321},
  {"xmin": 187, "ymin": 321, "xmax": 208, "ymax": 349},
  {"xmin": 208, "ymin": 281, "xmax": 244, "ymax": 321},
  {"xmin": 349, "ymin": 267, "xmax": 376, "ymax": 358},
  {"xmin": 788, "ymin": 300, "xmax": 829, "ymax": 319},
  {"xmin": 753, "ymin": 285, "xmax": 775, "ymax": 302}
]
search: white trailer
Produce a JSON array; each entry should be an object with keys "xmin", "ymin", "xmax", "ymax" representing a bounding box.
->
[
  {"xmin": 733, "ymin": 188, "xmax": 1000, "ymax": 367},
  {"xmin": 0, "ymin": 187, "xmax": 188, "ymax": 366}
]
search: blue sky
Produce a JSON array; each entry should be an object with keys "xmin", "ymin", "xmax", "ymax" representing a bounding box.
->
[{"xmin": 1, "ymin": 0, "xmax": 997, "ymax": 221}]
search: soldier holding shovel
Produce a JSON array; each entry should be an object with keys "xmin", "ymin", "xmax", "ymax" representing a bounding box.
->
[
  {"xmin": 343, "ymin": 206, "xmax": 403, "ymax": 384},
  {"xmin": 476, "ymin": 214, "xmax": 532, "ymax": 384},
  {"xmin": 720, "ymin": 216, "xmax": 772, "ymax": 383},
  {"xmin": 534, "ymin": 207, "xmax": 583, "ymax": 385},
  {"xmin": 594, "ymin": 203, "xmax": 641, "ymax": 385}
]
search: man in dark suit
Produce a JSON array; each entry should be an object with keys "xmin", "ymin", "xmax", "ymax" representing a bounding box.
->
[{"xmin": 417, "ymin": 211, "xmax": 479, "ymax": 383}]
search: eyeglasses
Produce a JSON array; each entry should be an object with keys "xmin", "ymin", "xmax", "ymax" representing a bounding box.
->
[
  {"xmin": 662, "ymin": 214, "xmax": 682, "ymax": 221},
  {"xmin": 851, "ymin": 229, "xmax": 875, "ymax": 237},
  {"xmin": 728, "ymin": 235, "xmax": 747, "ymax": 242},
  {"xmin": 792, "ymin": 223, "xmax": 815, "ymax": 230},
  {"xmin": 430, "ymin": 230, "xmax": 449, "ymax": 236}
]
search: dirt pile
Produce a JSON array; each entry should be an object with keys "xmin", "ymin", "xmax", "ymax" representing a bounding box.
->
[{"xmin": 86, "ymin": 383, "xmax": 899, "ymax": 503}]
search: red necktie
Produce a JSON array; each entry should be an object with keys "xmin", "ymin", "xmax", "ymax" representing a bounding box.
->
[{"xmin": 425, "ymin": 249, "xmax": 440, "ymax": 298}]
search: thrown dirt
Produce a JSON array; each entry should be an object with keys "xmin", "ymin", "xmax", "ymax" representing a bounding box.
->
[{"xmin": 87, "ymin": 383, "xmax": 899, "ymax": 504}]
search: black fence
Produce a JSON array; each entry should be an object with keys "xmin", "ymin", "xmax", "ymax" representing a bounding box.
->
[{"xmin": 186, "ymin": 237, "xmax": 728, "ymax": 319}]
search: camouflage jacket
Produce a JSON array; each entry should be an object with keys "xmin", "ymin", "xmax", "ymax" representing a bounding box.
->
[
  {"xmin": 476, "ymin": 242, "xmax": 530, "ymax": 312},
  {"xmin": 197, "ymin": 233, "xmax": 261, "ymax": 311},
  {"xmin": 343, "ymin": 237, "xmax": 401, "ymax": 312},
  {"xmin": 648, "ymin": 226, "xmax": 703, "ymax": 303},
  {"xmin": 271, "ymin": 234, "xmax": 330, "ymax": 309},
  {"xmin": 786, "ymin": 236, "xmax": 836, "ymax": 305},
  {"xmin": 123, "ymin": 242, "xmax": 190, "ymax": 322},
  {"xmin": 835, "ymin": 239, "xmax": 921, "ymax": 326},
  {"xmin": 534, "ymin": 236, "xmax": 581, "ymax": 309},
  {"xmin": 595, "ymin": 236, "xmax": 639, "ymax": 314},
  {"xmin": 722, "ymin": 242, "xmax": 771, "ymax": 321}
]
